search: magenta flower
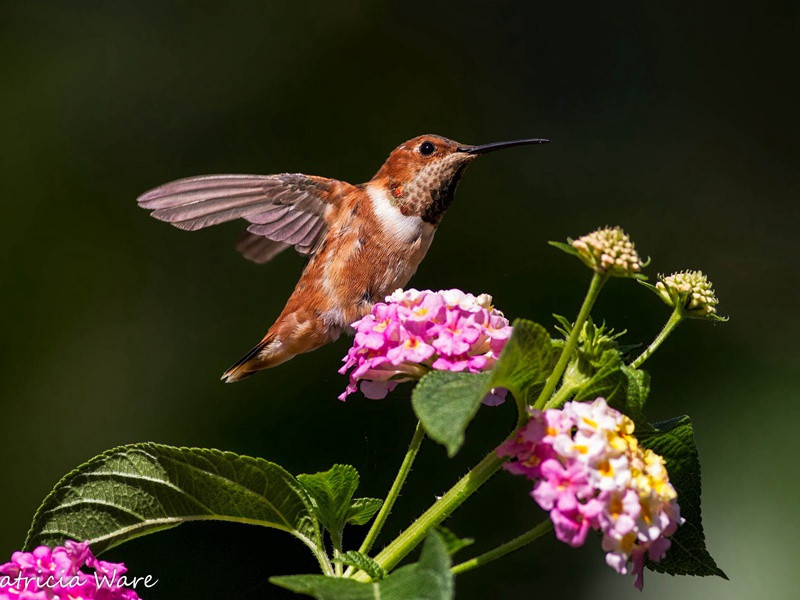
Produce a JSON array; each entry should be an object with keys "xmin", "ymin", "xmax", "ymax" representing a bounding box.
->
[
  {"xmin": 532, "ymin": 459, "xmax": 594, "ymax": 513},
  {"xmin": 550, "ymin": 498, "xmax": 605, "ymax": 548},
  {"xmin": 0, "ymin": 540, "xmax": 142, "ymax": 599},
  {"xmin": 499, "ymin": 398, "xmax": 684, "ymax": 589},
  {"xmin": 339, "ymin": 289, "xmax": 512, "ymax": 402},
  {"xmin": 532, "ymin": 459, "xmax": 605, "ymax": 547},
  {"xmin": 498, "ymin": 421, "xmax": 554, "ymax": 479}
]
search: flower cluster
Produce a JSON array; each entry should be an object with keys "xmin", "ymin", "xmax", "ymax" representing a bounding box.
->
[
  {"xmin": 0, "ymin": 540, "xmax": 141, "ymax": 599},
  {"xmin": 339, "ymin": 289, "xmax": 512, "ymax": 402},
  {"xmin": 571, "ymin": 226, "xmax": 643, "ymax": 277},
  {"xmin": 498, "ymin": 398, "xmax": 682, "ymax": 590},
  {"xmin": 655, "ymin": 270, "xmax": 721, "ymax": 318}
]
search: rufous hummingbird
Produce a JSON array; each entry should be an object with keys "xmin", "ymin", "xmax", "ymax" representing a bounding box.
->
[{"xmin": 138, "ymin": 134, "xmax": 548, "ymax": 382}]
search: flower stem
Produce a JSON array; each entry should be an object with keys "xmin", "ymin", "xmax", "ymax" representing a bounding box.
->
[
  {"xmin": 357, "ymin": 420, "xmax": 426, "ymax": 557},
  {"xmin": 534, "ymin": 272, "xmax": 607, "ymax": 410},
  {"xmin": 630, "ymin": 308, "xmax": 683, "ymax": 369},
  {"xmin": 543, "ymin": 381, "xmax": 576, "ymax": 411},
  {"xmin": 450, "ymin": 520, "xmax": 553, "ymax": 575},
  {"xmin": 311, "ymin": 544, "xmax": 335, "ymax": 576},
  {"xmin": 333, "ymin": 551, "xmax": 343, "ymax": 577},
  {"xmin": 354, "ymin": 449, "xmax": 504, "ymax": 580}
]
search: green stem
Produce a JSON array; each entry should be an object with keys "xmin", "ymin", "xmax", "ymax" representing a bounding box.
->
[
  {"xmin": 451, "ymin": 520, "xmax": 553, "ymax": 575},
  {"xmin": 334, "ymin": 553, "xmax": 343, "ymax": 577},
  {"xmin": 533, "ymin": 272, "xmax": 607, "ymax": 410},
  {"xmin": 543, "ymin": 381, "xmax": 577, "ymax": 411},
  {"xmin": 630, "ymin": 308, "xmax": 683, "ymax": 369},
  {"xmin": 311, "ymin": 544, "xmax": 334, "ymax": 576},
  {"xmin": 353, "ymin": 449, "xmax": 504, "ymax": 580},
  {"xmin": 357, "ymin": 420, "xmax": 426, "ymax": 556}
]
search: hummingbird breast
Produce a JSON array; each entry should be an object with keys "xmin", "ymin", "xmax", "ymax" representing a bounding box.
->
[{"xmin": 276, "ymin": 183, "xmax": 435, "ymax": 338}]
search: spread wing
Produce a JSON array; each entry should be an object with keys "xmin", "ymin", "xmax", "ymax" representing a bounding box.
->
[
  {"xmin": 137, "ymin": 173, "xmax": 347, "ymax": 261},
  {"xmin": 235, "ymin": 233, "xmax": 291, "ymax": 264}
]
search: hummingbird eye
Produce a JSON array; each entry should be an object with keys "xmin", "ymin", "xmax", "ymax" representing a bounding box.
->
[{"xmin": 418, "ymin": 141, "xmax": 436, "ymax": 156}]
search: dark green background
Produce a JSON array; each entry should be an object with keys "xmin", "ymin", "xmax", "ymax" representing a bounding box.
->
[{"xmin": 2, "ymin": 2, "xmax": 798, "ymax": 598}]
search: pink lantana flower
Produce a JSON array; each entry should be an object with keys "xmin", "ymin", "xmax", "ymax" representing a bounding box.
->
[
  {"xmin": 0, "ymin": 540, "xmax": 141, "ymax": 599},
  {"xmin": 532, "ymin": 459, "xmax": 604, "ymax": 547},
  {"xmin": 499, "ymin": 398, "xmax": 684, "ymax": 590},
  {"xmin": 339, "ymin": 289, "xmax": 512, "ymax": 402},
  {"xmin": 550, "ymin": 497, "xmax": 605, "ymax": 548},
  {"xmin": 532, "ymin": 459, "xmax": 594, "ymax": 513}
]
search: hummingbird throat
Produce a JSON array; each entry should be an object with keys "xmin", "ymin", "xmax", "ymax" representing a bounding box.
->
[{"xmin": 390, "ymin": 161, "xmax": 469, "ymax": 225}]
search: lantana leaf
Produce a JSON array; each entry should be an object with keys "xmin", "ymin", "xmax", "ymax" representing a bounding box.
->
[
  {"xmin": 489, "ymin": 319, "xmax": 557, "ymax": 406},
  {"xmin": 298, "ymin": 464, "xmax": 363, "ymax": 548},
  {"xmin": 548, "ymin": 240, "xmax": 582, "ymax": 258},
  {"xmin": 340, "ymin": 551, "xmax": 388, "ymax": 581},
  {"xmin": 570, "ymin": 348, "xmax": 624, "ymax": 402},
  {"xmin": 412, "ymin": 320, "xmax": 555, "ymax": 456},
  {"xmin": 561, "ymin": 340, "xmax": 651, "ymax": 424},
  {"xmin": 25, "ymin": 443, "xmax": 322, "ymax": 558},
  {"xmin": 412, "ymin": 371, "xmax": 492, "ymax": 457},
  {"xmin": 638, "ymin": 416, "xmax": 727, "ymax": 579},
  {"xmin": 346, "ymin": 497, "xmax": 383, "ymax": 526},
  {"xmin": 271, "ymin": 531, "xmax": 453, "ymax": 599},
  {"xmin": 618, "ymin": 365, "xmax": 650, "ymax": 415},
  {"xmin": 435, "ymin": 525, "xmax": 475, "ymax": 555}
]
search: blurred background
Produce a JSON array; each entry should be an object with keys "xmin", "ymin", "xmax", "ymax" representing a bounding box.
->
[{"xmin": 2, "ymin": 1, "xmax": 798, "ymax": 598}]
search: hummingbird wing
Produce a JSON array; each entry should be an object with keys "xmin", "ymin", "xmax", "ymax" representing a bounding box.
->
[
  {"xmin": 137, "ymin": 173, "xmax": 346, "ymax": 261},
  {"xmin": 234, "ymin": 232, "xmax": 291, "ymax": 264}
]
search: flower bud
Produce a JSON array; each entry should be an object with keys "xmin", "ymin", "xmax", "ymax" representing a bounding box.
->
[
  {"xmin": 654, "ymin": 270, "xmax": 725, "ymax": 320},
  {"xmin": 552, "ymin": 226, "xmax": 646, "ymax": 278}
]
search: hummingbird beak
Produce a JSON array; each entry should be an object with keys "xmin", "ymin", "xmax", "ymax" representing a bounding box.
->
[{"xmin": 457, "ymin": 138, "xmax": 551, "ymax": 155}]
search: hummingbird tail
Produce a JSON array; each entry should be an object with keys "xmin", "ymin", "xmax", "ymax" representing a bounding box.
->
[{"xmin": 220, "ymin": 333, "xmax": 293, "ymax": 383}]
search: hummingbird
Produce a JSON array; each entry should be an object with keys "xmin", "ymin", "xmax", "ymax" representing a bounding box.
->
[{"xmin": 137, "ymin": 134, "xmax": 548, "ymax": 382}]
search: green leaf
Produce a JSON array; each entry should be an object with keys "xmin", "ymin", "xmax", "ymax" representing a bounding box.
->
[
  {"xmin": 340, "ymin": 551, "xmax": 388, "ymax": 581},
  {"xmin": 618, "ymin": 365, "xmax": 650, "ymax": 416},
  {"xmin": 571, "ymin": 349, "xmax": 624, "ymax": 402},
  {"xmin": 411, "ymin": 320, "xmax": 555, "ymax": 456},
  {"xmin": 435, "ymin": 525, "xmax": 474, "ymax": 555},
  {"xmin": 638, "ymin": 416, "xmax": 727, "ymax": 579},
  {"xmin": 548, "ymin": 240, "xmax": 582, "ymax": 258},
  {"xmin": 272, "ymin": 531, "xmax": 453, "ymax": 599},
  {"xmin": 25, "ymin": 443, "xmax": 322, "ymax": 558},
  {"xmin": 346, "ymin": 497, "xmax": 383, "ymax": 526},
  {"xmin": 412, "ymin": 371, "xmax": 492, "ymax": 457},
  {"xmin": 552, "ymin": 313, "xmax": 572, "ymax": 337},
  {"xmin": 489, "ymin": 319, "xmax": 556, "ymax": 405},
  {"xmin": 560, "ymin": 343, "xmax": 651, "ymax": 424},
  {"xmin": 298, "ymin": 465, "xmax": 362, "ymax": 549}
]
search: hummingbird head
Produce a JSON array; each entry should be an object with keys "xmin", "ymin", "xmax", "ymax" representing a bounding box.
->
[{"xmin": 371, "ymin": 134, "xmax": 549, "ymax": 225}]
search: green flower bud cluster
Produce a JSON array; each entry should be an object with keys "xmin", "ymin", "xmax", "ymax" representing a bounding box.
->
[
  {"xmin": 571, "ymin": 226, "xmax": 643, "ymax": 277},
  {"xmin": 655, "ymin": 270, "xmax": 723, "ymax": 319}
]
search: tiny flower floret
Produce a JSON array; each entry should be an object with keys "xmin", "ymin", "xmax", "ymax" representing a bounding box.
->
[
  {"xmin": 498, "ymin": 398, "xmax": 683, "ymax": 590},
  {"xmin": 0, "ymin": 539, "xmax": 142, "ymax": 599},
  {"xmin": 571, "ymin": 226, "xmax": 643, "ymax": 277},
  {"xmin": 339, "ymin": 288, "xmax": 512, "ymax": 402},
  {"xmin": 655, "ymin": 270, "xmax": 721, "ymax": 318}
]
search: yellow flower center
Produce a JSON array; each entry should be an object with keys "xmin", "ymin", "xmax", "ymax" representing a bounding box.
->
[
  {"xmin": 609, "ymin": 495, "xmax": 623, "ymax": 518},
  {"xmin": 620, "ymin": 532, "xmax": 637, "ymax": 554},
  {"xmin": 523, "ymin": 455, "xmax": 541, "ymax": 468},
  {"xmin": 598, "ymin": 459, "xmax": 614, "ymax": 478},
  {"xmin": 641, "ymin": 502, "xmax": 653, "ymax": 524}
]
